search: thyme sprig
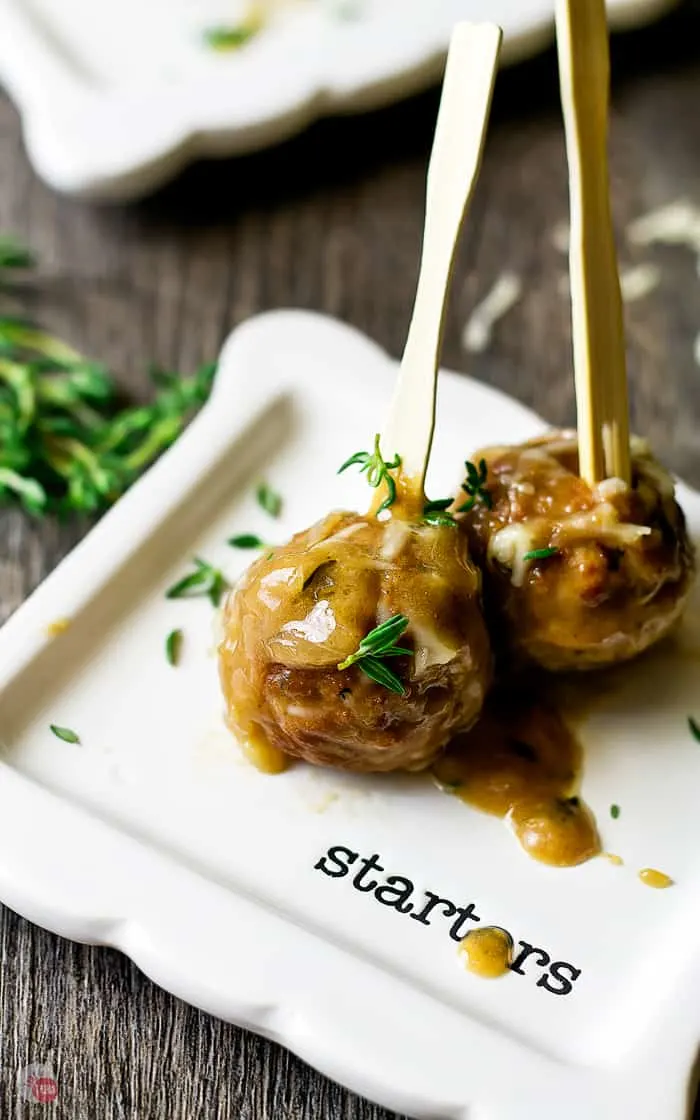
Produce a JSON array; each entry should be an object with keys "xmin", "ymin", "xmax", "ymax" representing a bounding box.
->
[
  {"xmin": 338, "ymin": 433, "xmax": 401, "ymax": 513},
  {"xmin": 457, "ymin": 458, "xmax": 492, "ymax": 513},
  {"xmin": 0, "ymin": 236, "xmax": 216, "ymax": 517},
  {"xmin": 337, "ymin": 614, "xmax": 412, "ymax": 695},
  {"xmin": 166, "ymin": 558, "xmax": 229, "ymax": 608}
]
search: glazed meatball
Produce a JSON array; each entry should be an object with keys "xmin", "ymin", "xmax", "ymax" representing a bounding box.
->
[
  {"xmin": 461, "ymin": 430, "xmax": 695, "ymax": 671},
  {"xmin": 218, "ymin": 510, "xmax": 492, "ymax": 771}
]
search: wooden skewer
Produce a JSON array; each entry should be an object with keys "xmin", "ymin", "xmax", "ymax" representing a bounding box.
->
[
  {"xmin": 555, "ymin": 0, "xmax": 631, "ymax": 485},
  {"xmin": 378, "ymin": 22, "xmax": 502, "ymax": 510}
]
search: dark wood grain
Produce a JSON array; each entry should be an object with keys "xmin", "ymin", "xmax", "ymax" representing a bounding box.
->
[{"xmin": 2, "ymin": 2, "xmax": 700, "ymax": 1116}]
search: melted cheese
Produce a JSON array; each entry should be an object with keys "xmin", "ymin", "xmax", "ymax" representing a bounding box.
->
[
  {"xmin": 379, "ymin": 519, "xmax": 411, "ymax": 562},
  {"xmin": 488, "ymin": 523, "xmax": 538, "ymax": 587},
  {"xmin": 489, "ymin": 492, "xmax": 656, "ymax": 587},
  {"xmin": 410, "ymin": 617, "xmax": 459, "ymax": 673}
]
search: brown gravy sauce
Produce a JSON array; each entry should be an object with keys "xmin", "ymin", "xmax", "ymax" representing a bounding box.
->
[
  {"xmin": 46, "ymin": 617, "xmax": 71, "ymax": 637},
  {"xmin": 432, "ymin": 685, "xmax": 601, "ymax": 867},
  {"xmin": 459, "ymin": 926, "xmax": 513, "ymax": 978},
  {"xmin": 242, "ymin": 732, "xmax": 290, "ymax": 775},
  {"xmin": 639, "ymin": 868, "xmax": 673, "ymax": 889},
  {"xmin": 604, "ymin": 853, "xmax": 624, "ymax": 866}
]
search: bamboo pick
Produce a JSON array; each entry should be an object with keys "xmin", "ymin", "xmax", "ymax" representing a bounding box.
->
[
  {"xmin": 555, "ymin": 0, "xmax": 631, "ymax": 485},
  {"xmin": 377, "ymin": 22, "xmax": 502, "ymax": 511}
]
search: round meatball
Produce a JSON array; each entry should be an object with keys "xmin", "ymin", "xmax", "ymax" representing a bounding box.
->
[
  {"xmin": 218, "ymin": 510, "xmax": 492, "ymax": 772},
  {"xmin": 461, "ymin": 430, "xmax": 695, "ymax": 671}
]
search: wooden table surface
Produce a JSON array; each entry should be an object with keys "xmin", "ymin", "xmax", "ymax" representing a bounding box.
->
[{"xmin": 1, "ymin": 3, "xmax": 700, "ymax": 1117}]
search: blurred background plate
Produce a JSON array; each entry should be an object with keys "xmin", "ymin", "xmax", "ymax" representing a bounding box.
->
[{"xmin": 0, "ymin": 0, "xmax": 680, "ymax": 201}]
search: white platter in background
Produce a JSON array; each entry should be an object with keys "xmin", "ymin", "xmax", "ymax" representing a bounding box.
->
[
  {"xmin": 0, "ymin": 0, "xmax": 680, "ymax": 201},
  {"xmin": 0, "ymin": 309, "xmax": 699, "ymax": 1119}
]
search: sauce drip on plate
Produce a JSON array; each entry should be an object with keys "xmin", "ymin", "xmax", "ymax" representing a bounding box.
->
[
  {"xmin": 459, "ymin": 926, "xmax": 513, "ymax": 978},
  {"xmin": 242, "ymin": 733, "xmax": 290, "ymax": 774},
  {"xmin": 46, "ymin": 617, "xmax": 71, "ymax": 637},
  {"xmin": 432, "ymin": 686, "xmax": 601, "ymax": 867},
  {"xmin": 604, "ymin": 853, "xmax": 624, "ymax": 866},
  {"xmin": 639, "ymin": 868, "xmax": 673, "ymax": 889}
]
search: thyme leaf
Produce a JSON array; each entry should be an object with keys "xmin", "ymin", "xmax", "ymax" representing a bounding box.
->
[
  {"xmin": 165, "ymin": 628, "xmax": 183, "ymax": 666},
  {"xmin": 423, "ymin": 497, "xmax": 457, "ymax": 526},
  {"xmin": 337, "ymin": 614, "xmax": 412, "ymax": 694},
  {"xmin": 203, "ymin": 21, "xmax": 261, "ymax": 50},
  {"xmin": 523, "ymin": 546, "xmax": 559, "ymax": 562},
  {"xmin": 228, "ymin": 534, "xmax": 266, "ymax": 549},
  {"xmin": 256, "ymin": 481, "xmax": 282, "ymax": 518},
  {"xmin": 50, "ymin": 724, "xmax": 80, "ymax": 744}
]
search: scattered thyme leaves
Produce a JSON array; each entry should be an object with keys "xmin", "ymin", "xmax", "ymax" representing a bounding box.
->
[
  {"xmin": 610, "ymin": 804, "xmax": 621, "ymax": 820},
  {"xmin": 50, "ymin": 724, "xmax": 80, "ymax": 744},
  {"xmin": 689, "ymin": 716, "xmax": 700, "ymax": 743},
  {"xmin": 166, "ymin": 558, "xmax": 229, "ymax": 608},
  {"xmin": 256, "ymin": 481, "xmax": 282, "ymax": 518},
  {"xmin": 165, "ymin": 628, "xmax": 183, "ymax": 666},
  {"xmin": 337, "ymin": 614, "xmax": 412, "ymax": 695},
  {"xmin": 457, "ymin": 458, "xmax": 492, "ymax": 513},
  {"xmin": 338, "ymin": 433, "xmax": 401, "ymax": 513}
]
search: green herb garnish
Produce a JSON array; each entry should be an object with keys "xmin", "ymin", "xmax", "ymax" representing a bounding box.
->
[
  {"xmin": 523, "ymin": 546, "xmax": 559, "ymax": 562},
  {"xmin": 203, "ymin": 22, "xmax": 260, "ymax": 51},
  {"xmin": 166, "ymin": 558, "xmax": 229, "ymax": 608},
  {"xmin": 165, "ymin": 628, "xmax": 183, "ymax": 666},
  {"xmin": 689, "ymin": 716, "xmax": 700, "ymax": 743},
  {"xmin": 423, "ymin": 498, "xmax": 456, "ymax": 527},
  {"xmin": 457, "ymin": 458, "xmax": 492, "ymax": 513},
  {"xmin": 50, "ymin": 724, "xmax": 80, "ymax": 744},
  {"xmin": 0, "ymin": 236, "xmax": 34, "ymax": 271},
  {"xmin": 0, "ymin": 239, "xmax": 216, "ymax": 517},
  {"xmin": 337, "ymin": 613, "xmax": 412, "ymax": 695},
  {"xmin": 610, "ymin": 804, "xmax": 620, "ymax": 820},
  {"xmin": 338, "ymin": 433, "xmax": 401, "ymax": 514},
  {"xmin": 228, "ymin": 534, "xmax": 265, "ymax": 549},
  {"xmin": 256, "ymin": 481, "xmax": 282, "ymax": 518}
]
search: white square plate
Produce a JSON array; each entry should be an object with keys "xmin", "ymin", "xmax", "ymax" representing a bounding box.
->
[
  {"xmin": 0, "ymin": 0, "xmax": 679, "ymax": 200},
  {"xmin": 1, "ymin": 310, "xmax": 699, "ymax": 1119}
]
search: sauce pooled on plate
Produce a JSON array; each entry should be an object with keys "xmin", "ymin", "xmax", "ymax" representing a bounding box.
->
[{"xmin": 433, "ymin": 685, "xmax": 601, "ymax": 867}]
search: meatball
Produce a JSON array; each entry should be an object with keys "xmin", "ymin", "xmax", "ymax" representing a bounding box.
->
[
  {"xmin": 218, "ymin": 510, "xmax": 492, "ymax": 772},
  {"xmin": 461, "ymin": 430, "xmax": 695, "ymax": 671}
]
